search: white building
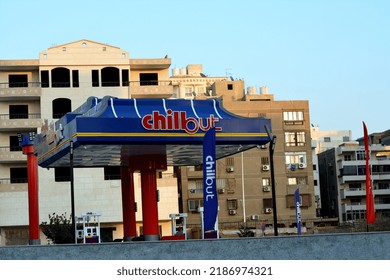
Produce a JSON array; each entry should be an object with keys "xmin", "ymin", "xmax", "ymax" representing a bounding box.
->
[
  {"xmin": 318, "ymin": 141, "xmax": 390, "ymax": 223},
  {"xmin": 311, "ymin": 126, "xmax": 353, "ymax": 216},
  {"xmin": 0, "ymin": 39, "xmax": 178, "ymax": 245}
]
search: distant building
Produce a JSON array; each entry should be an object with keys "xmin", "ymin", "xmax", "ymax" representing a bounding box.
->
[
  {"xmin": 311, "ymin": 126, "xmax": 353, "ymax": 216},
  {"xmin": 318, "ymin": 137, "xmax": 390, "ymax": 223}
]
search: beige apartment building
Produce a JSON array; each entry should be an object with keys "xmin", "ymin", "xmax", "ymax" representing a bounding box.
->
[
  {"xmin": 176, "ymin": 81, "xmax": 317, "ymax": 237},
  {"xmin": 0, "ymin": 40, "xmax": 178, "ymax": 245},
  {"xmin": 0, "ymin": 39, "xmax": 317, "ymax": 244}
]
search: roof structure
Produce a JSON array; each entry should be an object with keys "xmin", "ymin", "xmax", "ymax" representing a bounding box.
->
[{"xmin": 34, "ymin": 96, "xmax": 271, "ymax": 168}]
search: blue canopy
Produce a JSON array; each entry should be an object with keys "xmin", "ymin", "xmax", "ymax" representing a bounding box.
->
[{"xmin": 34, "ymin": 96, "xmax": 271, "ymax": 168}]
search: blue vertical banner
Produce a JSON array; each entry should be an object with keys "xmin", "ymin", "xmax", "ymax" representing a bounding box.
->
[
  {"xmin": 294, "ymin": 188, "xmax": 302, "ymax": 235},
  {"xmin": 203, "ymin": 127, "xmax": 218, "ymax": 231}
]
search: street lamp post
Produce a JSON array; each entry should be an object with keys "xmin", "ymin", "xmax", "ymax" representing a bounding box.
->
[
  {"xmin": 269, "ymin": 135, "xmax": 278, "ymax": 236},
  {"xmin": 70, "ymin": 140, "xmax": 76, "ymax": 243}
]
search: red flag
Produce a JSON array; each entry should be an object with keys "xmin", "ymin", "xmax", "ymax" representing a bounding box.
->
[{"xmin": 363, "ymin": 121, "xmax": 376, "ymax": 223}]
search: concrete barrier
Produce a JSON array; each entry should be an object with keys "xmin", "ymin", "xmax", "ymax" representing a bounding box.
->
[{"xmin": 1, "ymin": 232, "xmax": 389, "ymax": 260}]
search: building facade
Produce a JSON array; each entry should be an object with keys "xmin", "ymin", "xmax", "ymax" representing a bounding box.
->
[
  {"xmin": 310, "ymin": 126, "xmax": 353, "ymax": 216},
  {"xmin": 0, "ymin": 40, "xmax": 178, "ymax": 245},
  {"xmin": 318, "ymin": 140, "xmax": 390, "ymax": 223},
  {"xmin": 176, "ymin": 83, "xmax": 317, "ymax": 236}
]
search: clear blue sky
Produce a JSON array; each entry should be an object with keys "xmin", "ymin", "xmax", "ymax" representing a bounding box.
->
[{"xmin": 1, "ymin": 0, "xmax": 388, "ymax": 139}]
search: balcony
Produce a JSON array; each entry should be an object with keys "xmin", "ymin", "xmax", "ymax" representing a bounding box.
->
[
  {"xmin": 129, "ymin": 81, "xmax": 173, "ymax": 99},
  {"xmin": 0, "ymin": 82, "xmax": 41, "ymax": 100},
  {"xmin": 0, "ymin": 147, "xmax": 26, "ymax": 163},
  {"xmin": 341, "ymin": 203, "xmax": 366, "ymax": 212},
  {"xmin": 0, "ymin": 114, "xmax": 42, "ymax": 131},
  {"xmin": 342, "ymin": 202, "xmax": 390, "ymax": 213}
]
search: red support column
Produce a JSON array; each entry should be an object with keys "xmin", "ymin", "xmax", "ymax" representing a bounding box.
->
[
  {"xmin": 22, "ymin": 145, "xmax": 40, "ymax": 245},
  {"xmin": 120, "ymin": 167, "xmax": 137, "ymax": 241},
  {"xmin": 128, "ymin": 154, "xmax": 167, "ymax": 241},
  {"xmin": 140, "ymin": 169, "xmax": 159, "ymax": 241}
]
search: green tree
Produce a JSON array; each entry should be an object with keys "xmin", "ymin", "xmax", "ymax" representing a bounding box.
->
[{"xmin": 41, "ymin": 212, "xmax": 73, "ymax": 244}]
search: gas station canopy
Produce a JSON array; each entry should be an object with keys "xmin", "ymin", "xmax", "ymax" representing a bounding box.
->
[{"xmin": 34, "ymin": 96, "xmax": 271, "ymax": 168}]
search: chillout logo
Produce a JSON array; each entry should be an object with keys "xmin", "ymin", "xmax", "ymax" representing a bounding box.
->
[
  {"xmin": 141, "ymin": 109, "xmax": 222, "ymax": 134},
  {"xmin": 204, "ymin": 155, "xmax": 216, "ymax": 202},
  {"xmin": 296, "ymin": 201, "xmax": 301, "ymax": 223}
]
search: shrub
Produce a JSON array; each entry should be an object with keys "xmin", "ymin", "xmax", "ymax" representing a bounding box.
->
[{"xmin": 41, "ymin": 212, "xmax": 73, "ymax": 244}]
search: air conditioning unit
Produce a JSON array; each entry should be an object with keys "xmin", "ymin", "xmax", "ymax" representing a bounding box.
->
[
  {"xmin": 250, "ymin": 214, "xmax": 259, "ymax": 221},
  {"xmin": 229, "ymin": 209, "xmax": 237, "ymax": 215},
  {"xmin": 226, "ymin": 166, "xmax": 234, "ymax": 172},
  {"xmin": 298, "ymin": 163, "xmax": 307, "ymax": 169},
  {"xmin": 262, "ymin": 165, "xmax": 270, "ymax": 171},
  {"xmin": 218, "ymin": 188, "xmax": 225, "ymax": 194},
  {"xmin": 263, "ymin": 186, "xmax": 271, "ymax": 192},
  {"xmin": 265, "ymin": 208, "xmax": 272, "ymax": 214}
]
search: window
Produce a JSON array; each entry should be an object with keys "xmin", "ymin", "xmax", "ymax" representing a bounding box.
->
[
  {"xmin": 54, "ymin": 167, "xmax": 71, "ymax": 182},
  {"xmin": 313, "ymin": 164, "xmax": 317, "ymax": 171},
  {"xmin": 72, "ymin": 70, "xmax": 79, "ymax": 87},
  {"xmin": 9, "ymin": 74, "xmax": 28, "ymax": 87},
  {"xmin": 343, "ymin": 136, "xmax": 350, "ymax": 142},
  {"xmin": 342, "ymin": 165, "xmax": 357, "ymax": 176},
  {"xmin": 188, "ymin": 180, "xmax": 203, "ymax": 194},
  {"xmin": 314, "ymin": 180, "xmax": 318, "ymax": 186},
  {"xmin": 196, "ymin": 86, "xmax": 206, "ymax": 95},
  {"xmin": 227, "ymin": 84, "xmax": 233, "ymax": 90},
  {"xmin": 139, "ymin": 73, "xmax": 158, "ymax": 86},
  {"xmin": 261, "ymin": 157, "xmax": 269, "ymax": 165},
  {"xmin": 286, "ymin": 194, "xmax": 311, "ymax": 208},
  {"xmin": 283, "ymin": 111, "xmax": 304, "ymax": 125},
  {"xmin": 357, "ymin": 165, "xmax": 366, "ymax": 175},
  {"xmin": 285, "ymin": 152, "xmax": 306, "ymax": 165},
  {"xmin": 285, "ymin": 132, "xmax": 305, "ymax": 146},
  {"xmin": 378, "ymin": 182, "xmax": 390, "ymax": 190},
  {"xmin": 227, "ymin": 199, "xmax": 238, "ymax": 210},
  {"xmin": 351, "ymin": 198, "xmax": 361, "ymax": 205},
  {"xmin": 344, "ymin": 154, "xmax": 352, "ymax": 161},
  {"xmin": 41, "ymin": 70, "xmax": 49, "ymax": 88},
  {"xmin": 104, "ymin": 166, "xmax": 121, "ymax": 180},
  {"xmin": 9, "ymin": 135, "xmax": 22, "ymax": 152},
  {"xmin": 288, "ymin": 177, "xmax": 307, "ymax": 185},
  {"xmin": 194, "ymin": 164, "xmax": 203, "ymax": 171},
  {"xmin": 122, "ymin": 69, "xmax": 129, "ymax": 86},
  {"xmin": 10, "ymin": 167, "xmax": 28, "ymax": 183},
  {"xmin": 92, "ymin": 70, "xmax": 99, "ymax": 87},
  {"xmin": 356, "ymin": 151, "xmax": 366, "ymax": 161},
  {"xmin": 51, "ymin": 67, "xmax": 70, "ymax": 87},
  {"xmin": 262, "ymin": 178, "xmax": 270, "ymax": 186},
  {"xmin": 101, "ymin": 67, "xmax": 120, "ymax": 87},
  {"xmin": 263, "ymin": 198, "xmax": 273, "ymax": 208},
  {"xmin": 349, "ymin": 183, "xmax": 361, "ymax": 190},
  {"xmin": 324, "ymin": 137, "xmax": 331, "ymax": 142},
  {"xmin": 184, "ymin": 87, "xmax": 193, "ymax": 97},
  {"xmin": 52, "ymin": 98, "xmax": 71, "ymax": 119},
  {"xmin": 188, "ymin": 199, "xmax": 203, "ymax": 211},
  {"xmin": 226, "ymin": 157, "xmax": 234, "ymax": 167},
  {"xmin": 9, "ymin": 105, "xmax": 28, "ymax": 119}
]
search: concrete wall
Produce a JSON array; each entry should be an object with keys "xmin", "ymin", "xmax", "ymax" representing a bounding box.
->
[{"xmin": 1, "ymin": 232, "xmax": 389, "ymax": 260}]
